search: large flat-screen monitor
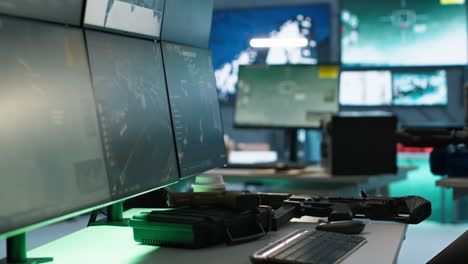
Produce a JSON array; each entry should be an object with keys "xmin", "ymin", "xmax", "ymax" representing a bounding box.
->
[
  {"xmin": 235, "ymin": 64, "xmax": 340, "ymax": 128},
  {"xmin": 210, "ymin": 4, "xmax": 333, "ymax": 100},
  {"xmin": 341, "ymin": 0, "xmax": 468, "ymax": 66},
  {"xmin": 85, "ymin": 30, "xmax": 179, "ymax": 200},
  {"xmin": 0, "ymin": 16, "xmax": 110, "ymax": 237},
  {"xmin": 0, "ymin": 0, "xmax": 84, "ymax": 26},
  {"xmin": 161, "ymin": 42, "xmax": 227, "ymax": 178},
  {"xmin": 392, "ymin": 69, "xmax": 448, "ymax": 106},
  {"xmin": 84, "ymin": 0, "xmax": 165, "ymax": 39},
  {"xmin": 339, "ymin": 70, "xmax": 393, "ymax": 106},
  {"xmin": 161, "ymin": 0, "xmax": 213, "ymax": 48}
]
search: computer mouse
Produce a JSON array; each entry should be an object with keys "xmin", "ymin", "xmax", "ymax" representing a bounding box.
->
[{"xmin": 315, "ymin": 220, "xmax": 365, "ymax": 235}]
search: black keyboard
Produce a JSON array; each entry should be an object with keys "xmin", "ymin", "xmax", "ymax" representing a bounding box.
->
[{"xmin": 251, "ymin": 230, "xmax": 367, "ymax": 264}]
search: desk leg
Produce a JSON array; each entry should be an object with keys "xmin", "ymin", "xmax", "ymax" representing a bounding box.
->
[
  {"xmin": 454, "ymin": 198, "xmax": 460, "ymax": 223},
  {"xmin": 441, "ymin": 187, "xmax": 446, "ymax": 224}
]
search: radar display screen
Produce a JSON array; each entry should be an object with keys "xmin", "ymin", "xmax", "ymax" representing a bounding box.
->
[
  {"xmin": 162, "ymin": 42, "xmax": 227, "ymax": 178},
  {"xmin": 0, "ymin": 16, "xmax": 110, "ymax": 236},
  {"xmin": 84, "ymin": 0, "xmax": 165, "ymax": 39},
  {"xmin": 210, "ymin": 5, "xmax": 333, "ymax": 100},
  {"xmin": 342, "ymin": 0, "xmax": 468, "ymax": 66},
  {"xmin": 0, "ymin": 0, "xmax": 84, "ymax": 25},
  {"xmin": 235, "ymin": 64, "xmax": 340, "ymax": 128},
  {"xmin": 392, "ymin": 69, "xmax": 448, "ymax": 106},
  {"xmin": 86, "ymin": 30, "xmax": 178, "ymax": 200},
  {"xmin": 340, "ymin": 70, "xmax": 393, "ymax": 106}
]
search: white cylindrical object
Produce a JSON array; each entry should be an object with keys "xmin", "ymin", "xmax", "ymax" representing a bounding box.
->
[{"xmin": 191, "ymin": 175, "xmax": 226, "ymax": 192}]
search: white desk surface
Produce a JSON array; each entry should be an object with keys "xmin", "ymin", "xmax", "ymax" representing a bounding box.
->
[
  {"xmin": 204, "ymin": 166, "xmax": 414, "ymax": 197},
  {"xmin": 29, "ymin": 209, "xmax": 407, "ymax": 264},
  {"xmin": 436, "ymin": 178, "xmax": 468, "ymax": 199},
  {"xmin": 437, "ymin": 178, "xmax": 468, "ymax": 188},
  {"xmin": 205, "ymin": 166, "xmax": 414, "ymax": 184}
]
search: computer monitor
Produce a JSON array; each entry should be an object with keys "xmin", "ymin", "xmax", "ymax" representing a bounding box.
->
[
  {"xmin": 339, "ymin": 70, "xmax": 393, "ymax": 106},
  {"xmin": 392, "ymin": 69, "xmax": 448, "ymax": 106},
  {"xmin": 161, "ymin": 0, "xmax": 213, "ymax": 48},
  {"xmin": 84, "ymin": 0, "xmax": 165, "ymax": 39},
  {"xmin": 341, "ymin": 0, "xmax": 468, "ymax": 66},
  {"xmin": 235, "ymin": 64, "xmax": 340, "ymax": 128},
  {"xmin": 161, "ymin": 42, "xmax": 227, "ymax": 178},
  {"xmin": 85, "ymin": 30, "xmax": 179, "ymax": 200},
  {"xmin": 0, "ymin": 0, "xmax": 84, "ymax": 26},
  {"xmin": 210, "ymin": 4, "xmax": 334, "ymax": 100},
  {"xmin": 0, "ymin": 16, "xmax": 110, "ymax": 237}
]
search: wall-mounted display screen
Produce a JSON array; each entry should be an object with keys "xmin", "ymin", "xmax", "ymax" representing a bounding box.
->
[
  {"xmin": 340, "ymin": 71, "xmax": 393, "ymax": 106},
  {"xmin": 210, "ymin": 5, "xmax": 332, "ymax": 100},
  {"xmin": 84, "ymin": 0, "xmax": 165, "ymax": 39},
  {"xmin": 341, "ymin": 0, "xmax": 468, "ymax": 66},
  {"xmin": 392, "ymin": 70, "xmax": 448, "ymax": 106}
]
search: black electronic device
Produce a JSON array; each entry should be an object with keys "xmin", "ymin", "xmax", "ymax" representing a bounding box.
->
[
  {"xmin": 130, "ymin": 207, "xmax": 273, "ymax": 248},
  {"xmin": 315, "ymin": 221, "xmax": 365, "ymax": 235},
  {"xmin": 84, "ymin": 0, "xmax": 165, "ymax": 40},
  {"xmin": 166, "ymin": 190, "xmax": 432, "ymax": 229},
  {"xmin": 0, "ymin": 0, "xmax": 84, "ymax": 25},
  {"xmin": 161, "ymin": 41, "xmax": 227, "ymax": 178},
  {"xmin": 427, "ymin": 230, "xmax": 468, "ymax": 264},
  {"xmin": 322, "ymin": 111, "xmax": 398, "ymax": 175},
  {"xmin": 250, "ymin": 229, "xmax": 367, "ymax": 264},
  {"xmin": 85, "ymin": 29, "xmax": 179, "ymax": 200}
]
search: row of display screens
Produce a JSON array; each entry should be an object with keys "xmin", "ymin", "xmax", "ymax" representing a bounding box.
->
[
  {"xmin": 233, "ymin": 65, "xmax": 449, "ymax": 129},
  {"xmin": 210, "ymin": 0, "xmax": 467, "ymax": 98},
  {"xmin": 340, "ymin": 69, "xmax": 448, "ymax": 106},
  {"xmin": 0, "ymin": 0, "xmax": 213, "ymax": 48},
  {"xmin": 0, "ymin": 15, "xmax": 225, "ymax": 237}
]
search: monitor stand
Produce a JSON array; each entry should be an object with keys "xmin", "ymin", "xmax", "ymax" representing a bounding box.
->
[
  {"xmin": 2, "ymin": 233, "xmax": 52, "ymax": 264},
  {"xmin": 88, "ymin": 202, "xmax": 129, "ymax": 227},
  {"xmin": 286, "ymin": 128, "xmax": 299, "ymax": 163},
  {"xmin": 272, "ymin": 128, "xmax": 308, "ymax": 171}
]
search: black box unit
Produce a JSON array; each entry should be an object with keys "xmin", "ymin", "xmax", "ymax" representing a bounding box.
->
[{"xmin": 322, "ymin": 112, "xmax": 398, "ymax": 175}]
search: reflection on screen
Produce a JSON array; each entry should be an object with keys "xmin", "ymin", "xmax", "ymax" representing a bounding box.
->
[
  {"xmin": 340, "ymin": 71, "xmax": 392, "ymax": 106},
  {"xmin": 210, "ymin": 5, "xmax": 331, "ymax": 99},
  {"xmin": 392, "ymin": 70, "xmax": 448, "ymax": 106},
  {"xmin": 235, "ymin": 65, "xmax": 340, "ymax": 128},
  {"xmin": 86, "ymin": 30, "xmax": 179, "ymax": 199},
  {"xmin": 0, "ymin": 16, "xmax": 110, "ymax": 235},
  {"xmin": 162, "ymin": 42, "xmax": 227, "ymax": 178},
  {"xmin": 84, "ymin": 0, "xmax": 165, "ymax": 39},
  {"xmin": 342, "ymin": 0, "xmax": 468, "ymax": 66}
]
